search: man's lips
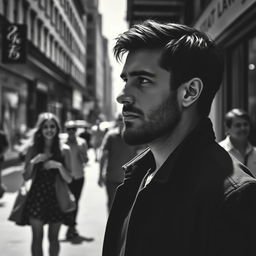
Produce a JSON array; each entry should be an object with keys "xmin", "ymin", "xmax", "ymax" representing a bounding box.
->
[{"xmin": 122, "ymin": 112, "xmax": 141, "ymax": 120}]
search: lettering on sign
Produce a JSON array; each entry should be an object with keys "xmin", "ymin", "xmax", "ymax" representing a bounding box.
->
[
  {"xmin": 194, "ymin": 0, "xmax": 256, "ymax": 39},
  {"xmin": 2, "ymin": 24, "xmax": 27, "ymax": 64}
]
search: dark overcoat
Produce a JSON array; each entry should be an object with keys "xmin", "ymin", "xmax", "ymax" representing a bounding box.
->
[{"xmin": 102, "ymin": 118, "xmax": 256, "ymax": 256}]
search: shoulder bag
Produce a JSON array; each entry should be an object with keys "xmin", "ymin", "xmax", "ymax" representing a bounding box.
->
[
  {"xmin": 55, "ymin": 174, "xmax": 76, "ymax": 213},
  {"xmin": 8, "ymin": 180, "xmax": 32, "ymax": 226}
]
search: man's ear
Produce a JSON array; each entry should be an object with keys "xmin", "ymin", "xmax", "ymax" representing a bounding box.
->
[{"xmin": 180, "ymin": 78, "xmax": 203, "ymax": 107}]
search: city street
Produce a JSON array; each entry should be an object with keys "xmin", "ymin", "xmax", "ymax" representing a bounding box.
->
[{"xmin": 0, "ymin": 149, "xmax": 108, "ymax": 256}]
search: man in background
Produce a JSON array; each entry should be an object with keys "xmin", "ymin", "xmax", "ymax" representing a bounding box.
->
[
  {"xmin": 219, "ymin": 108, "xmax": 256, "ymax": 177},
  {"xmin": 98, "ymin": 115, "xmax": 138, "ymax": 212},
  {"xmin": 64, "ymin": 121, "xmax": 88, "ymax": 240}
]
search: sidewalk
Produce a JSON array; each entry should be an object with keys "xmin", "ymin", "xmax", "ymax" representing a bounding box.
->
[{"xmin": 0, "ymin": 149, "xmax": 108, "ymax": 256}]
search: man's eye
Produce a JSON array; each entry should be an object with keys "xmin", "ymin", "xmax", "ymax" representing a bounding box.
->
[{"xmin": 138, "ymin": 77, "xmax": 151, "ymax": 86}]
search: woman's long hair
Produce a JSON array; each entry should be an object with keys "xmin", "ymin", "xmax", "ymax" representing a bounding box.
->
[{"xmin": 32, "ymin": 113, "xmax": 62, "ymax": 161}]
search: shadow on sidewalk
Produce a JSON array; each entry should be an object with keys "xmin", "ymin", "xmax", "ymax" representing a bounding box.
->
[{"xmin": 60, "ymin": 235, "xmax": 95, "ymax": 244}]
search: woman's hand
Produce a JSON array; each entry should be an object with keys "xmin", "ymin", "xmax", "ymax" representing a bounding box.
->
[
  {"xmin": 44, "ymin": 160, "xmax": 61, "ymax": 170},
  {"xmin": 31, "ymin": 153, "xmax": 48, "ymax": 164}
]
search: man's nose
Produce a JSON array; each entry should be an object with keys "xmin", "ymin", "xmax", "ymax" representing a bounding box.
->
[{"xmin": 116, "ymin": 91, "xmax": 135, "ymax": 105}]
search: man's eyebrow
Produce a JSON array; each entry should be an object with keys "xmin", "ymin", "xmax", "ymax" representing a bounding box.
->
[{"xmin": 120, "ymin": 70, "xmax": 155, "ymax": 79}]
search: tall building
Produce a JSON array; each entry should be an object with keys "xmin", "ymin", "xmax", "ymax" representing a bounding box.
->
[
  {"xmin": 83, "ymin": 0, "xmax": 113, "ymax": 122},
  {"xmin": 126, "ymin": 0, "xmax": 187, "ymax": 26},
  {"xmin": 0, "ymin": 0, "xmax": 87, "ymax": 146}
]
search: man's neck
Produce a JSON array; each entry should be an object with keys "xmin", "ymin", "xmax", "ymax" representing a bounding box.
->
[
  {"xmin": 230, "ymin": 137, "xmax": 248, "ymax": 156},
  {"xmin": 148, "ymin": 114, "xmax": 200, "ymax": 171}
]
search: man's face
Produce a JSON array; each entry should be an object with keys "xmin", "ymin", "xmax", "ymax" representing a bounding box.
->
[
  {"xmin": 117, "ymin": 49, "xmax": 181, "ymax": 145},
  {"xmin": 228, "ymin": 116, "xmax": 250, "ymax": 143},
  {"xmin": 66, "ymin": 127, "xmax": 77, "ymax": 139}
]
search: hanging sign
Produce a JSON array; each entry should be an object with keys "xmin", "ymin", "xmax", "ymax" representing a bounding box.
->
[
  {"xmin": 194, "ymin": 0, "xmax": 256, "ymax": 40},
  {"xmin": 2, "ymin": 24, "xmax": 27, "ymax": 64}
]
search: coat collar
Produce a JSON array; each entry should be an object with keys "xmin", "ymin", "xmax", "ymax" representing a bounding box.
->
[{"xmin": 122, "ymin": 118, "xmax": 216, "ymax": 184}]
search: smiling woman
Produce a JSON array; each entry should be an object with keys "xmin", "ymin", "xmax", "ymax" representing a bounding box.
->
[{"xmin": 10, "ymin": 112, "xmax": 73, "ymax": 256}]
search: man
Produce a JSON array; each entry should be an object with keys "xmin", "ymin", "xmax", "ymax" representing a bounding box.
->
[
  {"xmin": 64, "ymin": 121, "xmax": 88, "ymax": 239},
  {"xmin": 98, "ymin": 114, "xmax": 138, "ymax": 212},
  {"xmin": 102, "ymin": 20, "xmax": 256, "ymax": 256},
  {"xmin": 219, "ymin": 108, "xmax": 256, "ymax": 177}
]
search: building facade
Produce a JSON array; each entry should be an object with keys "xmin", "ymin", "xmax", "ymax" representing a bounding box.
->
[
  {"xmin": 126, "ymin": 0, "xmax": 187, "ymax": 26},
  {"xmin": 191, "ymin": 0, "xmax": 256, "ymax": 142},
  {"xmin": 0, "ymin": 0, "xmax": 87, "ymax": 146},
  {"xmin": 83, "ymin": 0, "xmax": 113, "ymax": 122}
]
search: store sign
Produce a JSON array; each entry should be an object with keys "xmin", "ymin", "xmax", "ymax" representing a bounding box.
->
[
  {"xmin": 2, "ymin": 24, "xmax": 27, "ymax": 64},
  {"xmin": 194, "ymin": 0, "xmax": 256, "ymax": 39}
]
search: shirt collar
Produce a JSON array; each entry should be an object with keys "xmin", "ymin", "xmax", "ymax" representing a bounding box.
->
[{"xmin": 225, "ymin": 136, "xmax": 253, "ymax": 155}]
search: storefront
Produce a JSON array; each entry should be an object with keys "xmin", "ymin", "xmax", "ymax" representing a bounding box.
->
[
  {"xmin": 0, "ymin": 67, "xmax": 28, "ymax": 147},
  {"xmin": 194, "ymin": 0, "xmax": 256, "ymax": 142}
]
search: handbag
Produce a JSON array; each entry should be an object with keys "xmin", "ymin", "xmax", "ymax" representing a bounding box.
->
[
  {"xmin": 55, "ymin": 174, "xmax": 76, "ymax": 213},
  {"xmin": 8, "ymin": 182, "xmax": 30, "ymax": 226}
]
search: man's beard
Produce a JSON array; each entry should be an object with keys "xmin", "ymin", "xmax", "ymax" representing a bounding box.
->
[{"xmin": 122, "ymin": 91, "xmax": 181, "ymax": 145}]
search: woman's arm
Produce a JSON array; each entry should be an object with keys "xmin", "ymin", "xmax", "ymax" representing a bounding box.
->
[
  {"xmin": 44, "ymin": 145, "xmax": 72, "ymax": 183},
  {"xmin": 23, "ymin": 147, "xmax": 48, "ymax": 180}
]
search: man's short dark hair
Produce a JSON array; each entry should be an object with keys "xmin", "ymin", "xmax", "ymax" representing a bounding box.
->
[
  {"xmin": 225, "ymin": 108, "xmax": 251, "ymax": 128},
  {"xmin": 114, "ymin": 20, "xmax": 224, "ymax": 117}
]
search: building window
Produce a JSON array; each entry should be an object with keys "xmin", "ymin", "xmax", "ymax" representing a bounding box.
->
[
  {"xmin": 44, "ymin": 27, "xmax": 48, "ymax": 54},
  {"xmin": 228, "ymin": 42, "xmax": 246, "ymax": 108},
  {"xmin": 22, "ymin": 0, "xmax": 28, "ymax": 24},
  {"xmin": 30, "ymin": 11, "xmax": 36, "ymax": 44},
  {"xmin": 37, "ymin": 19, "xmax": 43, "ymax": 49},
  {"xmin": 248, "ymin": 35, "xmax": 256, "ymax": 144},
  {"xmin": 87, "ymin": 14, "xmax": 93, "ymax": 23},
  {"xmin": 45, "ymin": 0, "xmax": 50, "ymax": 17},
  {"xmin": 13, "ymin": 0, "xmax": 19, "ymax": 23},
  {"xmin": 3, "ymin": 0, "xmax": 8, "ymax": 17},
  {"xmin": 50, "ymin": 0, "xmax": 54, "ymax": 23},
  {"xmin": 39, "ymin": 0, "xmax": 45, "ymax": 9}
]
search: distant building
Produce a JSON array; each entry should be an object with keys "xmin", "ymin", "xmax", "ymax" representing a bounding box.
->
[
  {"xmin": 126, "ymin": 0, "xmax": 187, "ymax": 26},
  {"xmin": 83, "ymin": 0, "xmax": 114, "ymax": 122},
  {"xmin": 0, "ymin": 0, "xmax": 87, "ymax": 146}
]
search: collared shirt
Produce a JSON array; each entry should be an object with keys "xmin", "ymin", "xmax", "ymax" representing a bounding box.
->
[
  {"xmin": 101, "ymin": 128, "xmax": 138, "ymax": 183},
  {"xmin": 65, "ymin": 136, "xmax": 88, "ymax": 179},
  {"xmin": 219, "ymin": 136, "xmax": 256, "ymax": 177}
]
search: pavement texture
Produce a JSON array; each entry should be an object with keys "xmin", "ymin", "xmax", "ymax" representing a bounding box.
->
[{"xmin": 0, "ymin": 149, "xmax": 108, "ymax": 256}]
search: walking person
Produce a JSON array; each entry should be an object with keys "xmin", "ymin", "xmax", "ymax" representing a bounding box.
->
[
  {"xmin": 64, "ymin": 120, "xmax": 89, "ymax": 239},
  {"xmin": 102, "ymin": 20, "xmax": 256, "ymax": 256},
  {"xmin": 219, "ymin": 108, "xmax": 256, "ymax": 177},
  {"xmin": 22, "ymin": 112, "xmax": 72, "ymax": 256},
  {"xmin": 98, "ymin": 115, "xmax": 138, "ymax": 212}
]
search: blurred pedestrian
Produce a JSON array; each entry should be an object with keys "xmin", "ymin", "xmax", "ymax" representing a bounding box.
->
[
  {"xmin": 102, "ymin": 20, "xmax": 256, "ymax": 256},
  {"xmin": 98, "ymin": 115, "xmax": 138, "ymax": 212},
  {"xmin": 21, "ymin": 112, "xmax": 72, "ymax": 256},
  {"xmin": 219, "ymin": 108, "xmax": 256, "ymax": 177},
  {"xmin": 79, "ymin": 125, "xmax": 92, "ymax": 149},
  {"xmin": 91, "ymin": 119, "xmax": 105, "ymax": 161},
  {"xmin": 0, "ymin": 126, "xmax": 9, "ymax": 198},
  {"xmin": 64, "ymin": 120, "xmax": 89, "ymax": 240}
]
